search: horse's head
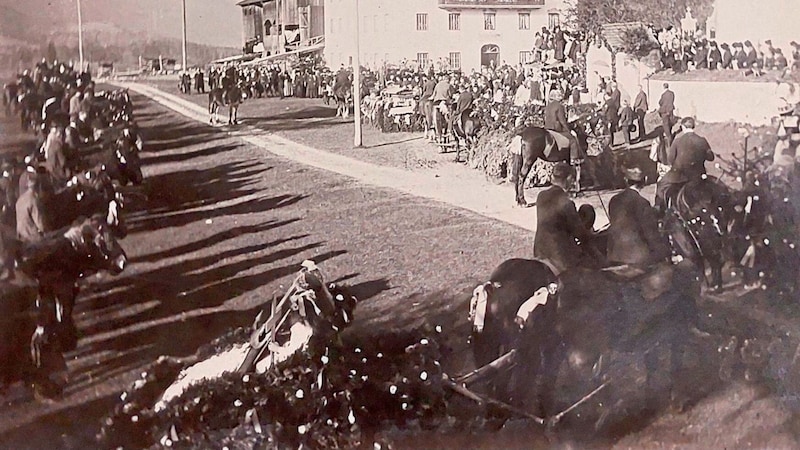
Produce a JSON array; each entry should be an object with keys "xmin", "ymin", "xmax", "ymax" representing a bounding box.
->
[{"xmin": 69, "ymin": 216, "xmax": 127, "ymax": 275}]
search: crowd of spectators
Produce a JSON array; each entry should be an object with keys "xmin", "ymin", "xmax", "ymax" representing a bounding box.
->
[{"xmin": 652, "ymin": 26, "xmax": 800, "ymax": 77}]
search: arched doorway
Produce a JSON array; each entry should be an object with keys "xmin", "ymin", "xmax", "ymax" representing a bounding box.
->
[{"xmin": 481, "ymin": 44, "xmax": 500, "ymax": 68}]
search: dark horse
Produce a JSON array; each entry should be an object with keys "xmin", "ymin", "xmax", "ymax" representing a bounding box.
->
[
  {"xmin": 1, "ymin": 216, "xmax": 127, "ymax": 398},
  {"xmin": 511, "ymin": 112, "xmax": 618, "ymax": 206},
  {"xmin": 333, "ymin": 84, "xmax": 353, "ymax": 119},
  {"xmin": 661, "ymin": 177, "xmax": 732, "ymax": 291},
  {"xmin": 468, "ymin": 256, "xmax": 703, "ymax": 431},
  {"xmin": 208, "ymin": 82, "xmax": 243, "ymax": 125}
]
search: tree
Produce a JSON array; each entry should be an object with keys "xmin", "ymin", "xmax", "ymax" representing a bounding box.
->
[{"xmin": 566, "ymin": 0, "xmax": 714, "ymax": 35}]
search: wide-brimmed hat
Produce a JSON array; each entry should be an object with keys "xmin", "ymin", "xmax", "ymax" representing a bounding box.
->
[{"xmin": 623, "ymin": 166, "xmax": 645, "ymax": 182}]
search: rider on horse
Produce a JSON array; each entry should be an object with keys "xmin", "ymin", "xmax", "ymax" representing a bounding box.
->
[
  {"xmin": 452, "ymin": 83, "xmax": 475, "ymax": 136},
  {"xmin": 534, "ymin": 162, "xmax": 598, "ymax": 275},
  {"xmin": 655, "ymin": 116, "xmax": 716, "ymax": 213},
  {"xmin": 607, "ymin": 166, "xmax": 672, "ymax": 267},
  {"xmin": 543, "ymin": 90, "xmax": 581, "ymax": 163}
]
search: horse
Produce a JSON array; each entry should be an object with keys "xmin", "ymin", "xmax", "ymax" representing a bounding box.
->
[
  {"xmin": 75, "ymin": 134, "xmax": 144, "ymax": 186},
  {"xmin": 661, "ymin": 177, "xmax": 733, "ymax": 291},
  {"xmin": 17, "ymin": 88, "xmax": 43, "ymax": 131},
  {"xmin": 468, "ymin": 256, "xmax": 703, "ymax": 430},
  {"xmin": 511, "ymin": 112, "xmax": 606, "ymax": 207},
  {"xmin": 449, "ymin": 107, "xmax": 481, "ymax": 163},
  {"xmin": 3, "ymin": 82, "xmax": 19, "ymax": 117},
  {"xmin": 1, "ymin": 216, "xmax": 128, "ymax": 398},
  {"xmin": 208, "ymin": 82, "xmax": 243, "ymax": 125},
  {"xmin": 418, "ymin": 97, "xmax": 436, "ymax": 141},
  {"xmin": 333, "ymin": 84, "xmax": 353, "ymax": 119}
]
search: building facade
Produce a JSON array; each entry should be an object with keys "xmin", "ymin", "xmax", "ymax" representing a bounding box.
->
[
  {"xmin": 239, "ymin": 0, "xmax": 326, "ymax": 55},
  {"xmin": 324, "ymin": 0, "xmax": 566, "ymax": 71}
]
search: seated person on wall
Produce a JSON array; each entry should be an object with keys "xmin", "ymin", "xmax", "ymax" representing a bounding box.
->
[{"xmin": 534, "ymin": 162, "xmax": 599, "ymax": 275}]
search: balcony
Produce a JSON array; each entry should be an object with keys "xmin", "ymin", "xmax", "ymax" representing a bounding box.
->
[{"xmin": 438, "ymin": 0, "xmax": 545, "ymax": 9}]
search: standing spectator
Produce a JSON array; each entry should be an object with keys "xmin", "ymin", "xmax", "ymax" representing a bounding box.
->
[
  {"xmin": 533, "ymin": 32, "xmax": 543, "ymax": 62},
  {"xmin": 605, "ymin": 81, "xmax": 621, "ymax": 146},
  {"xmin": 554, "ymin": 26, "xmax": 566, "ymax": 62},
  {"xmin": 733, "ymin": 42, "xmax": 747, "ymax": 68},
  {"xmin": 658, "ymin": 82, "xmax": 675, "ymax": 147},
  {"xmin": 633, "ymin": 85, "xmax": 648, "ymax": 142},
  {"xmin": 619, "ymin": 99, "xmax": 633, "ymax": 146},
  {"xmin": 195, "ymin": 69, "xmax": 205, "ymax": 94}
]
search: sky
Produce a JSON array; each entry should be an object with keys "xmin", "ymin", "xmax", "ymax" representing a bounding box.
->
[
  {"xmin": 80, "ymin": 0, "xmax": 244, "ymax": 47},
  {"xmin": 1, "ymin": 0, "xmax": 244, "ymax": 48}
]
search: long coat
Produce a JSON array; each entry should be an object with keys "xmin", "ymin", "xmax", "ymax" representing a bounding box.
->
[
  {"xmin": 607, "ymin": 188, "xmax": 671, "ymax": 265},
  {"xmin": 534, "ymin": 185, "xmax": 591, "ymax": 274},
  {"xmin": 15, "ymin": 190, "xmax": 48, "ymax": 243},
  {"xmin": 665, "ymin": 130, "xmax": 714, "ymax": 182}
]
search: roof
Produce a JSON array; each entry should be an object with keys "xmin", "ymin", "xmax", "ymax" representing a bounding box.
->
[
  {"xmin": 601, "ymin": 22, "xmax": 649, "ymax": 51},
  {"xmin": 237, "ymin": 0, "xmax": 263, "ymax": 7},
  {"xmin": 241, "ymin": 41, "xmax": 325, "ymax": 66}
]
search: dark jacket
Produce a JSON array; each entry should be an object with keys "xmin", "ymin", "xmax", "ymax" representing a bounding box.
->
[
  {"xmin": 666, "ymin": 131, "xmax": 714, "ymax": 182},
  {"xmin": 606, "ymin": 88, "xmax": 621, "ymax": 120},
  {"xmin": 454, "ymin": 90, "xmax": 473, "ymax": 116},
  {"xmin": 658, "ymin": 89, "xmax": 675, "ymax": 116},
  {"xmin": 534, "ymin": 185, "xmax": 591, "ymax": 273},
  {"xmin": 619, "ymin": 106, "xmax": 633, "ymax": 126},
  {"xmin": 544, "ymin": 101, "xmax": 570, "ymax": 133},
  {"xmin": 633, "ymin": 91, "xmax": 648, "ymax": 112},
  {"xmin": 607, "ymin": 188, "xmax": 671, "ymax": 265}
]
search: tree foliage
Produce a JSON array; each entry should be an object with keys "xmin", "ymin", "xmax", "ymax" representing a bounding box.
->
[
  {"xmin": 565, "ymin": 0, "xmax": 715, "ymax": 37},
  {"xmin": 620, "ymin": 26, "xmax": 662, "ymax": 60}
]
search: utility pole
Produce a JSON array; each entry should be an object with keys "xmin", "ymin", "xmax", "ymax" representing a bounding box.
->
[
  {"xmin": 181, "ymin": 0, "xmax": 188, "ymax": 70},
  {"xmin": 352, "ymin": 0, "xmax": 362, "ymax": 147},
  {"xmin": 77, "ymin": 0, "xmax": 84, "ymax": 71}
]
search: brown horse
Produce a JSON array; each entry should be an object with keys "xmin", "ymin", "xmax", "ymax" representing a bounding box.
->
[
  {"xmin": 510, "ymin": 112, "xmax": 611, "ymax": 206},
  {"xmin": 208, "ymin": 82, "xmax": 243, "ymax": 125}
]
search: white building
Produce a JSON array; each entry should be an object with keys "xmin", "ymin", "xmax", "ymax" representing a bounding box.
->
[{"xmin": 324, "ymin": 0, "xmax": 567, "ymax": 72}]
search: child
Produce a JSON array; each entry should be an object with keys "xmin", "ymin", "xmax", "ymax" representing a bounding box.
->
[{"xmin": 619, "ymin": 99, "xmax": 634, "ymax": 146}]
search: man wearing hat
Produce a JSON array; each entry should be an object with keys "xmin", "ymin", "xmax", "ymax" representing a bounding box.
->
[
  {"xmin": 607, "ymin": 166, "xmax": 671, "ymax": 267},
  {"xmin": 544, "ymin": 89, "xmax": 580, "ymax": 162},
  {"xmin": 655, "ymin": 117, "xmax": 715, "ymax": 210},
  {"xmin": 534, "ymin": 162, "xmax": 595, "ymax": 274},
  {"xmin": 658, "ymin": 82, "xmax": 675, "ymax": 147}
]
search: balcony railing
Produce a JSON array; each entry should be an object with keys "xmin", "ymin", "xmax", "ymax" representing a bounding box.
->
[{"xmin": 438, "ymin": 0, "xmax": 545, "ymax": 9}]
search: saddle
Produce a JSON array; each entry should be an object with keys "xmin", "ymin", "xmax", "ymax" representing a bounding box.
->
[{"xmin": 544, "ymin": 130, "xmax": 572, "ymax": 159}]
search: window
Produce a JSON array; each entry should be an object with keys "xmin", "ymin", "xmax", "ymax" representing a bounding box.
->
[
  {"xmin": 548, "ymin": 12, "xmax": 560, "ymax": 29},
  {"xmin": 416, "ymin": 13, "xmax": 428, "ymax": 31},
  {"xmin": 484, "ymin": 12, "xmax": 496, "ymax": 31},
  {"xmin": 449, "ymin": 52, "xmax": 461, "ymax": 70},
  {"xmin": 448, "ymin": 13, "xmax": 460, "ymax": 31},
  {"xmin": 519, "ymin": 51, "xmax": 533, "ymax": 64},
  {"xmin": 417, "ymin": 52, "xmax": 429, "ymax": 70},
  {"xmin": 519, "ymin": 13, "xmax": 530, "ymax": 30}
]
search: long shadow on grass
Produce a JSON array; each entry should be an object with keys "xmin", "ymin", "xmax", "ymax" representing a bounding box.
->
[{"xmin": 74, "ymin": 249, "xmax": 349, "ymax": 386}]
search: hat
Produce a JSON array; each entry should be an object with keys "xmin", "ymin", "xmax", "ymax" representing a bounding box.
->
[
  {"xmin": 745, "ymin": 40, "xmax": 752, "ymax": 47},
  {"xmin": 551, "ymin": 162, "xmax": 574, "ymax": 181},
  {"xmin": 765, "ymin": 39, "xmax": 773, "ymax": 44},
  {"xmin": 623, "ymin": 166, "xmax": 645, "ymax": 182},
  {"xmin": 778, "ymin": 102, "xmax": 795, "ymax": 116},
  {"xmin": 680, "ymin": 116, "xmax": 696, "ymax": 128}
]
